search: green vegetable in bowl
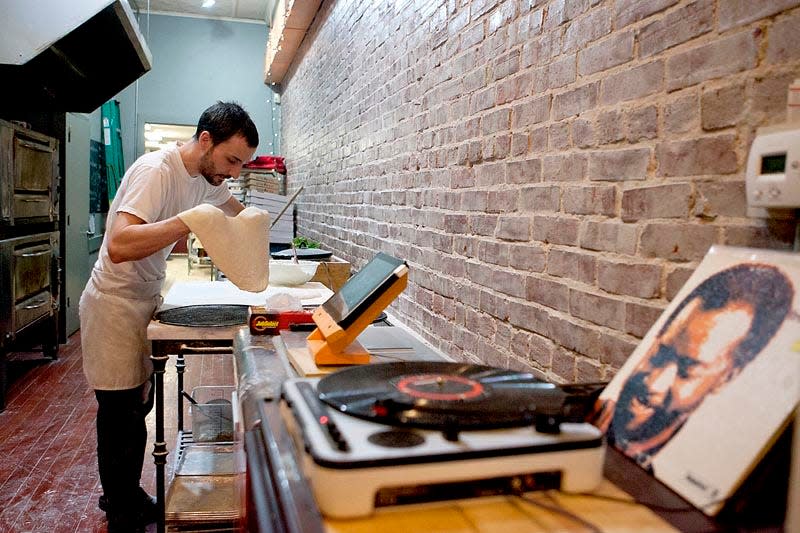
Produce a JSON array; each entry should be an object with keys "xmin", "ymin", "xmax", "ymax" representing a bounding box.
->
[{"xmin": 292, "ymin": 236, "xmax": 320, "ymax": 249}]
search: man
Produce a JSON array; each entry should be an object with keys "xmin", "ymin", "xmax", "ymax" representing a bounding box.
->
[
  {"xmin": 593, "ymin": 263, "xmax": 794, "ymax": 472},
  {"xmin": 79, "ymin": 101, "xmax": 258, "ymax": 532}
]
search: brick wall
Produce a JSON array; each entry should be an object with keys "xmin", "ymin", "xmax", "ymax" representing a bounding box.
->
[{"xmin": 281, "ymin": 0, "xmax": 800, "ymax": 382}]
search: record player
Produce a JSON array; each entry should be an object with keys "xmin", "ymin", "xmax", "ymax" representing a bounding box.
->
[{"xmin": 280, "ymin": 362, "xmax": 607, "ymax": 518}]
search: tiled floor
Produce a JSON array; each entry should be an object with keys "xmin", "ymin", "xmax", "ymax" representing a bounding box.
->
[{"xmin": 0, "ymin": 255, "xmax": 233, "ymax": 532}]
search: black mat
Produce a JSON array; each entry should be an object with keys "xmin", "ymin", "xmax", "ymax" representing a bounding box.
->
[{"xmin": 155, "ymin": 305, "xmax": 249, "ymax": 327}]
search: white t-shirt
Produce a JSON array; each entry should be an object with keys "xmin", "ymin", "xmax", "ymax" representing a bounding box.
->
[
  {"xmin": 80, "ymin": 144, "xmax": 232, "ymax": 390},
  {"xmin": 93, "ymin": 144, "xmax": 231, "ymax": 289}
]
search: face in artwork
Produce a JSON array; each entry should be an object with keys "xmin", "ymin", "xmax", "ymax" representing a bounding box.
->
[
  {"xmin": 611, "ymin": 296, "xmax": 755, "ymax": 454},
  {"xmin": 197, "ymin": 132, "xmax": 255, "ymax": 186}
]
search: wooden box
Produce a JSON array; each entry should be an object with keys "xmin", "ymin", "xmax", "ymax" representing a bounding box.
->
[{"xmin": 309, "ymin": 256, "xmax": 350, "ymax": 292}]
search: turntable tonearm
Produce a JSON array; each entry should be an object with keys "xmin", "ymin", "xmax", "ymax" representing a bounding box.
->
[{"xmin": 281, "ymin": 362, "xmax": 607, "ymax": 518}]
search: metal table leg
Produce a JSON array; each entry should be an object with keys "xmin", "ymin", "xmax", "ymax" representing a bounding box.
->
[{"xmin": 150, "ymin": 351, "xmax": 169, "ymax": 533}]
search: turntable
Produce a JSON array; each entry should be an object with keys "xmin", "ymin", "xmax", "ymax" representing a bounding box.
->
[{"xmin": 280, "ymin": 362, "xmax": 607, "ymax": 518}]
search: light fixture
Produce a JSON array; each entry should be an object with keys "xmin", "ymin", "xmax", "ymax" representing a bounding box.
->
[{"xmin": 202, "ymin": 0, "xmax": 215, "ymax": 8}]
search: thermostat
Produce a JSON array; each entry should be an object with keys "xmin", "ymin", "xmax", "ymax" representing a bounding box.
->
[{"xmin": 745, "ymin": 123, "xmax": 800, "ymax": 208}]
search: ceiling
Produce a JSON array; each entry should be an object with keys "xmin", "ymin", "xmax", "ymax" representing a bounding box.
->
[{"xmin": 129, "ymin": 0, "xmax": 270, "ymax": 23}]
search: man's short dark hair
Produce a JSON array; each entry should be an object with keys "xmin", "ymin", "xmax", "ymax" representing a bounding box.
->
[
  {"xmin": 195, "ymin": 101, "xmax": 259, "ymax": 148},
  {"xmin": 660, "ymin": 263, "xmax": 794, "ymax": 369}
]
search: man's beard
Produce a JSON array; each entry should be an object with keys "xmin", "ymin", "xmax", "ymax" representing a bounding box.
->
[
  {"xmin": 198, "ymin": 151, "xmax": 228, "ymax": 186},
  {"xmin": 609, "ymin": 371, "xmax": 684, "ymax": 453}
]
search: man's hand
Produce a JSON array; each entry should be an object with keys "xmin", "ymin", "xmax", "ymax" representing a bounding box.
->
[{"xmin": 107, "ymin": 212, "xmax": 191, "ymax": 263}]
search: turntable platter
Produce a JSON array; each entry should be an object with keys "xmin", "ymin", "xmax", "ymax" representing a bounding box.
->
[{"xmin": 317, "ymin": 362, "xmax": 562, "ymax": 429}]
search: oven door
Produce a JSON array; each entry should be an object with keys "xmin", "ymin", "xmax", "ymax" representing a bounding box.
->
[
  {"xmin": 13, "ymin": 133, "xmax": 58, "ymax": 220},
  {"xmin": 10, "ymin": 234, "xmax": 55, "ymax": 331},
  {"xmin": 13, "ymin": 240, "xmax": 52, "ymax": 301}
]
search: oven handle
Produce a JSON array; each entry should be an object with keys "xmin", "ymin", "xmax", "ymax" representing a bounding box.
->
[
  {"xmin": 23, "ymin": 298, "xmax": 50, "ymax": 310},
  {"xmin": 14, "ymin": 247, "xmax": 51, "ymax": 258},
  {"xmin": 16, "ymin": 138, "xmax": 55, "ymax": 153}
]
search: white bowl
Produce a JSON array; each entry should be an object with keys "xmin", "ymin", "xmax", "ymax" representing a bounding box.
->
[{"xmin": 269, "ymin": 260, "xmax": 319, "ymax": 286}]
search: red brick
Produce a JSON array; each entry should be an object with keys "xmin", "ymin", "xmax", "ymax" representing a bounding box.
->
[
  {"xmin": 570, "ymin": 288, "xmax": 626, "ymax": 329},
  {"xmin": 547, "ymin": 315, "xmax": 600, "ymax": 358},
  {"xmin": 627, "ymin": 105, "xmax": 658, "ymax": 142},
  {"xmin": 577, "ymin": 32, "xmax": 634, "ymax": 76},
  {"xmin": 542, "ymin": 153, "xmax": 588, "ymax": 181},
  {"xmin": 719, "ymin": 0, "xmax": 800, "ymax": 31},
  {"xmin": 614, "ymin": 0, "xmax": 677, "ymax": 29},
  {"xmin": 491, "ymin": 269, "xmax": 527, "ymax": 298},
  {"xmin": 549, "ymin": 122, "xmax": 570, "ymax": 151},
  {"xmin": 551, "ymin": 347, "xmax": 577, "ymax": 381},
  {"xmin": 481, "ymin": 108, "xmax": 511, "ymax": 135},
  {"xmin": 546, "ymin": 248, "xmax": 596, "ymax": 283},
  {"xmin": 521, "ymin": 29, "xmax": 563, "ymax": 67},
  {"xmin": 589, "ymin": 148, "xmax": 650, "ymax": 181},
  {"xmin": 666, "ymin": 31, "xmax": 758, "ymax": 91},
  {"xmin": 580, "ymin": 220, "xmax": 638, "ymax": 254},
  {"xmin": 597, "ymin": 259, "xmax": 662, "ymax": 298},
  {"xmin": 562, "ymin": 184, "xmax": 616, "ymax": 215},
  {"xmin": 507, "ymin": 299, "xmax": 550, "ymax": 335},
  {"xmin": 593, "ymin": 330, "xmax": 638, "ymax": 368},
  {"xmin": 527, "ymin": 275, "xmax": 570, "ymax": 311},
  {"xmin": 596, "ymin": 109, "xmax": 625, "ymax": 145},
  {"xmin": 694, "ymin": 181, "xmax": 747, "ymax": 218},
  {"xmin": 766, "ymin": 10, "xmax": 800, "ymax": 64},
  {"xmin": 519, "ymin": 185, "xmax": 560, "ymax": 212},
  {"xmin": 509, "ymin": 242, "xmax": 547, "ymax": 272},
  {"xmin": 563, "ymin": 7, "xmax": 611, "ymax": 52},
  {"xmin": 506, "ymin": 158, "xmax": 542, "ymax": 184},
  {"xmin": 511, "ymin": 95, "xmax": 551, "ymax": 127},
  {"xmin": 470, "ymin": 214, "xmax": 499, "ymax": 236},
  {"xmin": 638, "ymin": 0, "xmax": 713, "ymax": 58},
  {"xmin": 663, "ymin": 90, "xmax": 699, "ymax": 134},
  {"xmin": 750, "ymin": 72, "xmax": 797, "ymax": 124},
  {"xmin": 531, "ymin": 55, "xmax": 577, "ymax": 94},
  {"xmin": 474, "ymin": 161, "xmax": 506, "ymax": 185},
  {"xmin": 509, "ymin": 9, "xmax": 544, "ymax": 47},
  {"xmin": 487, "ymin": 190, "xmax": 517, "ymax": 212},
  {"xmin": 666, "ymin": 265, "xmax": 694, "ymax": 300},
  {"xmin": 532, "ymin": 215, "xmax": 580, "ymax": 245},
  {"xmin": 553, "ymin": 82, "xmax": 599, "ymax": 120},
  {"xmin": 471, "ymin": 87, "xmax": 496, "ymax": 113},
  {"xmin": 724, "ymin": 221, "xmax": 797, "ymax": 250},
  {"xmin": 625, "ymin": 301, "xmax": 665, "ymax": 337},
  {"xmin": 493, "ymin": 49, "xmax": 520, "ymax": 81},
  {"xmin": 600, "ymin": 60, "xmax": 663, "ymax": 106},
  {"xmin": 497, "ymin": 216, "xmax": 531, "ymax": 241},
  {"xmin": 656, "ymin": 135, "xmax": 738, "ymax": 177},
  {"xmin": 497, "ymin": 72, "xmax": 532, "ymax": 104},
  {"xmin": 621, "ymin": 183, "xmax": 693, "ymax": 222},
  {"xmin": 701, "ymin": 82, "xmax": 746, "ymax": 130},
  {"xmin": 640, "ymin": 222, "xmax": 718, "ymax": 260},
  {"xmin": 576, "ymin": 357, "xmax": 605, "ymax": 382},
  {"xmin": 571, "ymin": 118, "xmax": 595, "ymax": 148}
]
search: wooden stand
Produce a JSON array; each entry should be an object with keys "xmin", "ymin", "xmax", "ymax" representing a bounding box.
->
[{"xmin": 307, "ymin": 266, "xmax": 407, "ymax": 366}]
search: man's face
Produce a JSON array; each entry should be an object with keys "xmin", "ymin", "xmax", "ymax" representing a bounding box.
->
[
  {"xmin": 197, "ymin": 132, "xmax": 256, "ymax": 186},
  {"xmin": 612, "ymin": 297, "xmax": 754, "ymax": 451}
]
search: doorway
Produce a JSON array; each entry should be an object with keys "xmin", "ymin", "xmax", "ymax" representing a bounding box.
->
[{"xmin": 144, "ymin": 123, "xmax": 195, "ymax": 152}]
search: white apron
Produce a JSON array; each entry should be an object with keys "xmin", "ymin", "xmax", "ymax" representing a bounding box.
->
[{"xmin": 79, "ymin": 268, "xmax": 163, "ymax": 390}]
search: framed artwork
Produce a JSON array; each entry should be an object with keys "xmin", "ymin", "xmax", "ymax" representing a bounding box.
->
[{"xmin": 592, "ymin": 245, "xmax": 800, "ymax": 515}]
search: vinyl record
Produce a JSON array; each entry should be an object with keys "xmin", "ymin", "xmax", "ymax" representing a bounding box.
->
[{"xmin": 317, "ymin": 362, "xmax": 562, "ymax": 430}]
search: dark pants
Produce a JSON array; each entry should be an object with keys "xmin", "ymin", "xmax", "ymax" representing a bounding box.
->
[{"xmin": 95, "ymin": 378, "xmax": 154, "ymax": 516}]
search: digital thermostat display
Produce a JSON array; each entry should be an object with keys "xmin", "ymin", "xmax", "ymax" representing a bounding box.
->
[{"xmin": 760, "ymin": 153, "xmax": 786, "ymax": 174}]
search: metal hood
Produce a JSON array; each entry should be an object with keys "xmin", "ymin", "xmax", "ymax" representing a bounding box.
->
[{"xmin": 0, "ymin": 0, "xmax": 152, "ymax": 112}]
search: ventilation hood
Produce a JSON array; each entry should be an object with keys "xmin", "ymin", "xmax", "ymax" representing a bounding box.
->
[{"xmin": 0, "ymin": 0, "xmax": 152, "ymax": 112}]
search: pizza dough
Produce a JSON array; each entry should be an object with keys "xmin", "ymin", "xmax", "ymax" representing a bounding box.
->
[{"xmin": 178, "ymin": 204, "xmax": 270, "ymax": 292}]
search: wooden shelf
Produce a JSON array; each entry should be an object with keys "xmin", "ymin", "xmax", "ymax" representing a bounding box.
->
[{"xmin": 264, "ymin": 0, "xmax": 322, "ymax": 85}]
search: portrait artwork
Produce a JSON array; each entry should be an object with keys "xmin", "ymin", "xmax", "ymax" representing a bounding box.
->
[{"xmin": 592, "ymin": 245, "xmax": 800, "ymax": 515}]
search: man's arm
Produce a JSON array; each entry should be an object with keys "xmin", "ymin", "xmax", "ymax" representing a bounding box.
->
[
  {"xmin": 219, "ymin": 196, "xmax": 245, "ymax": 216},
  {"xmin": 107, "ymin": 211, "xmax": 190, "ymax": 263}
]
